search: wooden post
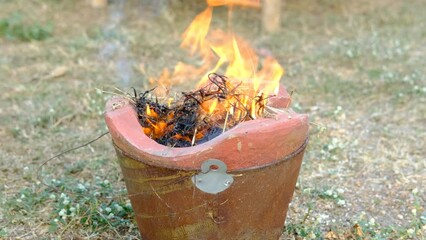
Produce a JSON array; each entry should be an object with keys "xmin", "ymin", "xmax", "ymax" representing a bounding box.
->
[
  {"xmin": 262, "ymin": 0, "xmax": 282, "ymax": 33},
  {"xmin": 91, "ymin": 0, "xmax": 108, "ymax": 8}
]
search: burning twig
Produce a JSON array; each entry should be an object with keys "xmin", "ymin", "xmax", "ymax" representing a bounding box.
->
[{"xmin": 133, "ymin": 73, "xmax": 279, "ymax": 147}]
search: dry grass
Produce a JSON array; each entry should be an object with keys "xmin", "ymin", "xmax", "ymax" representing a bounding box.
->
[{"xmin": 0, "ymin": 0, "xmax": 425, "ymax": 239}]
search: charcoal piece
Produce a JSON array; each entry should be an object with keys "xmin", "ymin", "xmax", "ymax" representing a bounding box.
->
[{"xmin": 197, "ymin": 127, "xmax": 223, "ymax": 145}]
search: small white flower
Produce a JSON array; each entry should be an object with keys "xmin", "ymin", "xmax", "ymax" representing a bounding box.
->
[
  {"xmin": 60, "ymin": 193, "xmax": 66, "ymax": 198},
  {"xmin": 20, "ymin": 194, "xmax": 26, "ymax": 199},
  {"xmin": 411, "ymin": 209, "xmax": 417, "ymax": 216},
  {"xmin": 63, "ymin": 199, "xmax": 70, "ymax": 205},
  {"xmin": 407, "ymin": 228, "xmax": 415, "ymax": 236},
  {"xmin": 412, "ymin": 188, "xmax": 418, "ymax": 195},
  {"xmin": 49, "ymin": 194, "xmax": 56, "ymax": 199},
  {"xmin": 337, "ymin": 199, "xmax": 346, "ymax": 206},
  {"xmin": 107, "ymin": 213, "xmax": 114, "ymax": 219},
  {"xmin": 114, "ymin": 204, "xmax": 123, "ymax": 212},
  {"xmin": 23, "ymin": 167, "xmax": 29, "ymax": 171},
  {"xmin": 325, "ymin": 189, "xmax": 333, "ymax": 196},
  {"xmin": 54, "ymin": 218, "xmax": 59, "ymax": 223},
  {"xmin": 336, "ymin": 188, "xmax": 344, "ymax": 194},
  {"xmin": 317, "ymin": 214, "xmax": 329, "ymax": 223},
  {"xmin": 59, "ymin": 209, "xmax": 67, "ymax": 216},
  {"xmin": 77, "ymin": 183, "xmax": 86, "ymax": 191},
  {"xmin": 369, "ymin": 218, "xmax": 375, "ymax": 225},
  {"xmin": 103, "ymin": 180, "xmax": 109, "ymax": 185},
  {"xmin": 16, "ymin": 199, "xmax": 22, "ymax": 203},
  {"xmin": 334, "ymin": 106, "xmax": 342, "ymax": 113},
  {"xmin": 70, "ymin": 212, "xmax": 75, "ymax": 217},
  {"xmin": 346, "ymin": 49, "xmax": 354, "ymax": 58},
  {"xmin": 69, "ymin": 207, "xmax": 76, "ymax": 212},
  {"xmin": 105, "ymin": 207, "xmax": 112, "ymax": 213}
]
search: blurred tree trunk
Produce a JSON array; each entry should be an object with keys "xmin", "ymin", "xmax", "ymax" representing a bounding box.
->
[{"xmin": 262, "ymin": 0, "xmax": 282, "ymax": 33}]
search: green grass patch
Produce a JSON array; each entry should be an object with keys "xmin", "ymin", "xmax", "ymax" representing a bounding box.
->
[
  {"xmin": 2, "ymin": 176, "xmax": 137, "ymax": 237},
  {"xmin": 0, "ymin": 12, "xmax": 52, "ymax": 41}
]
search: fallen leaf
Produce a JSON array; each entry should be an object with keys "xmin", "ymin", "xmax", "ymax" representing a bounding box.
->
[
  {"xmin": 325, "ymin": 230, "xmax": 338, "ymax": 239},
  {"xmin": 49, "ymin": 66, "xmax": 68, "ymax": 79},
  {"xmin": 353, "ymin": 223, "xmax": 364, "ymax": 237}
]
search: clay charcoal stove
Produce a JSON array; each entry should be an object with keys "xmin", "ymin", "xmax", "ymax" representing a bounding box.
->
[{"xmin": 104, "ymin": 1, "xmax": 309, "ymax": 239}]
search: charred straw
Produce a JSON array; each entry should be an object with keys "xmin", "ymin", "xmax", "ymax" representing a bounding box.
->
[{"xmin": 133, "ymin": 73, "xmax": 272, "ymax": 148}]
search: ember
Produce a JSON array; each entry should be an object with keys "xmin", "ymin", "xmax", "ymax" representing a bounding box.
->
[
  {"xmin": 134, "ymin": 73, "xmax": 270, "ymax": 147},
  {"xmin": 134, "ymin": 0, "xmax": 287, "ymax": 147}
]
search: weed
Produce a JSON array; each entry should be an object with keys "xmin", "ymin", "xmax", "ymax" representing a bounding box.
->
[
  {"xmin": 284, "ymin": 223, "xmax": 322, "ymax": 239},
  {"xmin": 0, "ymin": 12, "xmax": 52, "ymax": 41},
  {"xmin": 47, "ymin": 177, "xmax": 135, "ymax": 234},
  {"xmin": 303, "ymin": 187, "xmax": 346, "ymax": 207},
  {"xmin": 3, "ymin": 176, "xmax": 138, "ymax": 237}
]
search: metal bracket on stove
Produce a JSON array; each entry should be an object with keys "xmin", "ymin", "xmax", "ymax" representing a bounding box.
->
[{"xmin": 192, "ymin": 159, "xmax": 234, "ymax": 194}]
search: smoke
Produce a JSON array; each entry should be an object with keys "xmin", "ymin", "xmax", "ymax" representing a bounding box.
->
[{"xmin": 99, "ymin": 0, "xmax": 134, "ymax": 88}]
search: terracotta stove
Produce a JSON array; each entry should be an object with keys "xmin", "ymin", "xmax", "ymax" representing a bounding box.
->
[{"xmin": 105, "ymin": 85, "xmax": 308, "ymax": 240}]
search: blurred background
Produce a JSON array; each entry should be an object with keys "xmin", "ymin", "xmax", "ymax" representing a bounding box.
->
[{"xmin": 0, "ymin": 0, "xmax": 425, "ymax": 239}]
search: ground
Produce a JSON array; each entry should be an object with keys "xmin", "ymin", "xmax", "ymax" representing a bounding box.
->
[{"xmin": 0, "ymin": 0, "xmax": 425, "ymax": 239}]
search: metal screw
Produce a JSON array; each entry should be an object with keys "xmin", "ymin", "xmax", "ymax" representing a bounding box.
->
[{"xmin": 224, "ymin": 180, "xmax": 231, "ymax": 186}]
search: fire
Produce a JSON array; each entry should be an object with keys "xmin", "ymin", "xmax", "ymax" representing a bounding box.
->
[
  {"xmin": 207, "ymin": 0, "xmax": 260, "ymax": 7},
  {"xmin": 146, "ymin": 104, "xmax": 158, "ymax": 118},
  {"xmin": 141, "ymin": 0, "xmax": 286, "ymax": 146},
  {"xmin": 201, "ymin": 98, "xmax": 219, "ymax": 115},
  {"xmin": 181, "ymin": 7, "xmax": 212, "ymax": 55}
]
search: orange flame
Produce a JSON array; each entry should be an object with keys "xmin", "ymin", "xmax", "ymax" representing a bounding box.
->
[
  {"xmin": 207, "ymin": 0, "xmax": 260, "ymax": 8},
  {"xmin": 146, "ymin": 104, "xmax": 158, "ymax": 118},
  {"xmin": 147, "ymin": 0, "xmax": 284, "ymax": 120},
  {"xmin": 181, "ymin": 7, "xmax": 212, "ymax": 56},
  {"xmin": 144, "ymin": 105, "xmax": 169, "ymax": 138},
  {"xmin": 201, "ymin": 98, "xmax": 219, "ymax": 114}
]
